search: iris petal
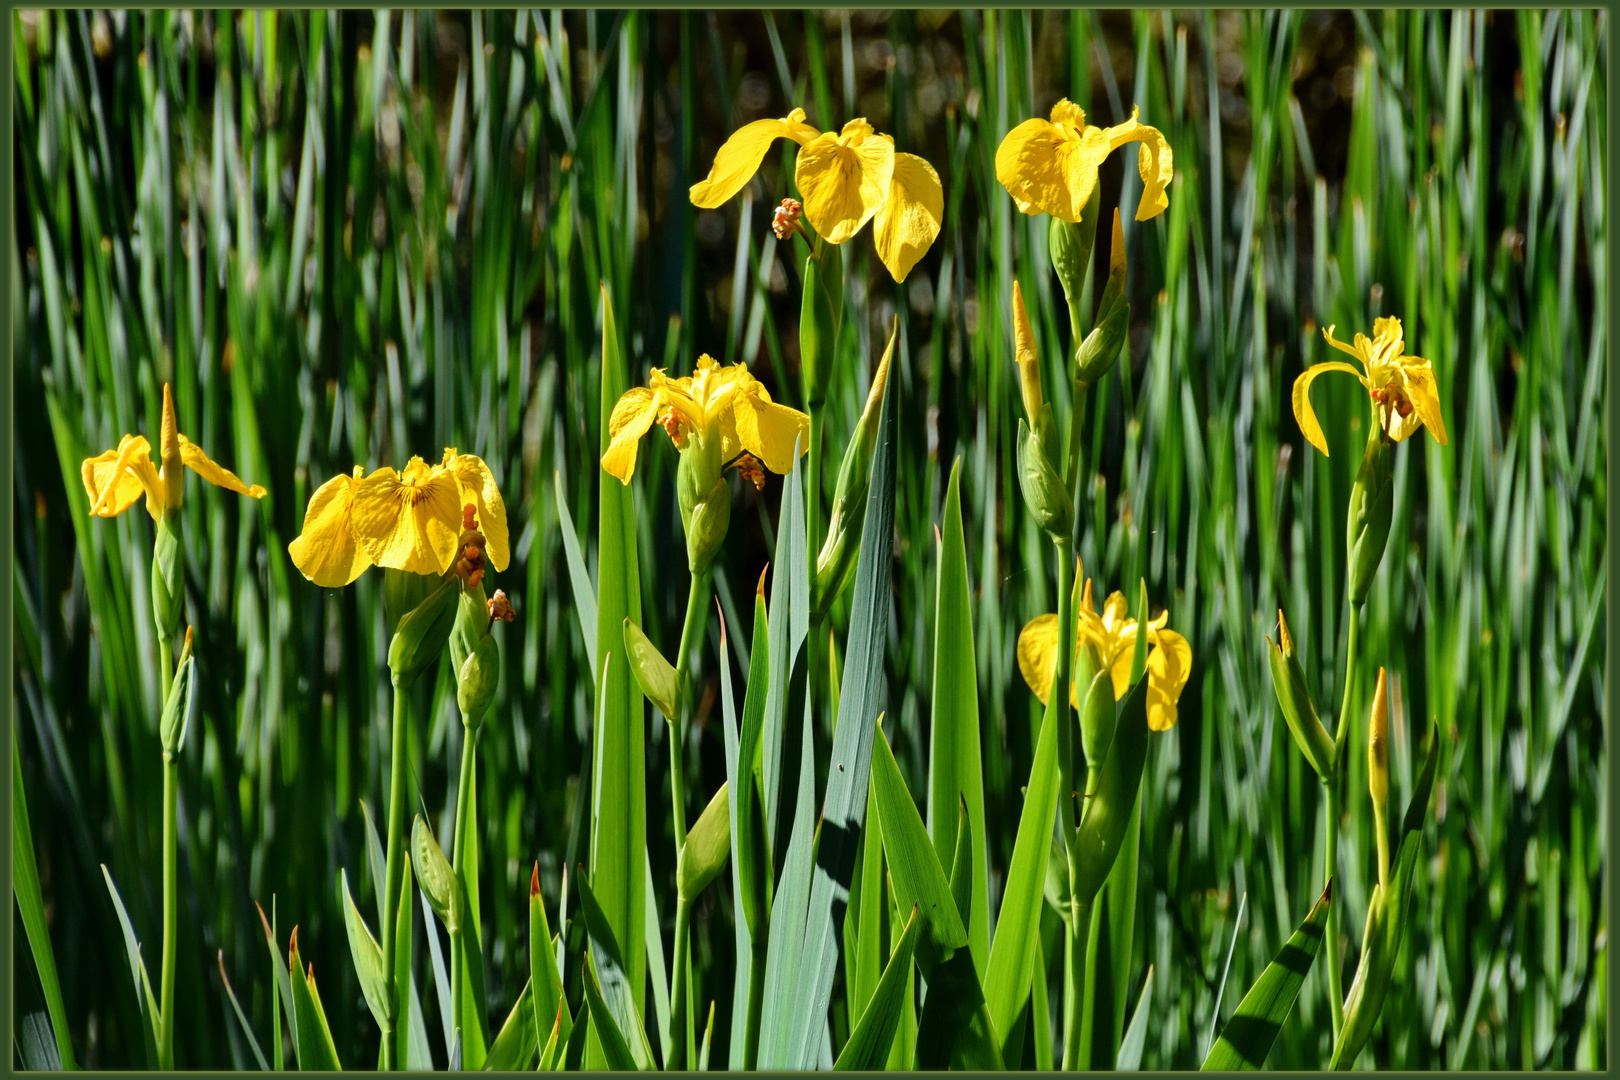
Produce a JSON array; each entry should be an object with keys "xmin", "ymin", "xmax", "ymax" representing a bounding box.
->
[
  {"xmin": 796, "ymin": 121, "xmax": 894, "ymax": 243},
  {"xmin": 730, "ymin": 388, "xmax": 810, "ymax": 476},
  {"xmin": 444, "ymin": 451, "xmax": 510, "ymax": 571},
  {"xmin": 352, "ymin": 459, "xmax": 464, "ymax": 575},
  {"xmin": 178, "ymin": 436, "xmax": 268, "ymax": 500},
  {"xmin": 289, "ymin": 471, "xmax": 372, "ymax": 587},
  {"xmin": 689, "ymin": 108, "xmax": 821, "ymax": 209},
  {"xmin": 601, "ymin": 387, "xmax": 662, "ymax": 484},
  {"xmin": 872, "ymin": 152, "xmax": 943, "ymax": 283},
  {"xmin": 1016, "ymin": 613, "xmax": 1061, "ymax": 706},
  {"xmin": 83, "ymin": 435, "xmax": 163, "ymax": 519},
  {"xmin": 1291, "ymin": 361, "xmax": 1368, "ymax": 457}
]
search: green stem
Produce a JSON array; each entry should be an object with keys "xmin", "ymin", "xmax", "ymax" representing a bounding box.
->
[
  {"xmin": 380, "ymin": 686, "xmax": 409, "ymax": 1071},
  {"xmin": 453, "ymin": 724, "xmax": 480, "ymax": 876},
  {"xmin": 1060, "ymin": 897, "xmax": 1093, "ymax": 1071},
  {"xmin": 668, "ymin": 896, "xmax": 692, "ymax": 1069},
  {"xmin": 158, "ymin": 639, "xmax": 174, "ymax": 711},
  {"xmin": 1325, "ymin": 601, "xmax": 1362, "ymax": 1042},
  {"xmin": 159, "ymin": 751, "xmax": 178, "ymax": 1070},
  {"xmin": 742, "ymin": 934, "xmax": 768, "ymax": 1070},
  {"xmin": 672, "ymin": 568, "xmax": 711, "ymax": 843},
  {"xmin": 449, "ymin": 919, "xmax": 464, "ymax": 1060}
]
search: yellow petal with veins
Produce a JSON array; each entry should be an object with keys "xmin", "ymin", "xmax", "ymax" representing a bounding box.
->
[
  {"xmin": 996, "ymin": 117, "xmax": 1085, "ymax": 222},
  {"xmin": 444, "ymin": 451, "xmax": 510, "ymax": 571},
  {"xmin": 601, "ymin": 386, "xmax": 662, "ymax": 484},
  {"xmin": 1017, "ymin": 613, "xmax": 1061, "ymax": 707},
  {"xmin": 872, "ymin": 152, "xmax": 943, "ymax": 283},
  {"xmin": 289, "ymin": 470, "xmax": 372, "ymax": 587},
  {"xmin": 178, "ymin": 436, "xmax": 268, "ymax": 500},
  {"xmin": 730, "ymin": 387, "xmax": 810, "ymax": 476},
  {"xmin": 351, "ymin": 458, "xmax": 464, "ymax": 575},
  {"xmin": 689, "ymin": 108, "xmax": 822, "ymax": 208},
  {"xmin": 796, "ymin": 121, "xmax": 894, "ymax": 244},
  {"xmin": 1291, "ymin": 361, "xmax": 1368, "ymax": 457}
]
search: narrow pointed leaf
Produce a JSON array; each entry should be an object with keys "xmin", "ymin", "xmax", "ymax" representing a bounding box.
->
[
  {"xmin": 1203, "ymin": 883, "xmax": 1331, "ymax": 1071},
  {"xmin": 483, "ymin": 978, "xmax": 538, "ymax": 1070},
  {"xmin": 833, "ymin": 906, "xmax": 921, "ymax": 1071}
]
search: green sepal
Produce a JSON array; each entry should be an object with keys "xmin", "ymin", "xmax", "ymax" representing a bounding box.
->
[
  {"xmin": 340, "ymin": 869, "xmax": 391, "ymax": 1027},
  {"xmin": 388, "ymin": 574, "xmax": 461, "ymax": 687},
  {"xmin": 1016, "ymin": 418, "xmax": 1073, "ymax": 541},
  {"xmin": 159, "ymin": 633, "xmax": 195, "ymax": 757},
  {"xmin": 1072, "ymin": 677, "xmax": 1150, "ymax": 904},
  {"xmin": 410, "ymin": 815, "xmax": 460, "ymax": 931}
]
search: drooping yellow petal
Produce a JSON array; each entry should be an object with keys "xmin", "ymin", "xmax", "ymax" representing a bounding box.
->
[
  {"xmin": 443, "ymin": 450, "xmax": 510, "ymax": 571},
  {"xmin": 288, "ymin": 470, "xmax": 372, "ymax": 588},
  {"xmin": 689, "ymin": 108, "xmax": 822, "ymax": 209},
  {"xmin": 1105, "ymin": 624, "xmax": 1139, "ymax": 700},
  {"xmin": 872, "ymin": 152, "xmax": 943, "ymax": 283},
  {"xmin": 730, "ymin": 387, "xmax": 811, "ymax": 476},
  {"xmin": 795, "ymin": 120, "xmax": 894, "ymax": 244},
  {"xmin": 351, "ymin": 457, "xmax": 464, "ymax": 575},
  {"xmin": 995, "ymin": 117, "xmax": 1085, "ymax": 221},
  {"xmin": 1399, "ymin": 362, "xmax": 1449, "ymax": 446},
  {"xmin": 178, "ymin": 436, "xmax": 268, "ymax": 500},
  {"xmin": 601, "ymin": 386, "xmax": 662, "ymax": 484},
  {"xmin": 1102, "ymin": 110, "xmax": 1175, "ymax": 221},
  {"xmin": 1016, "ymin": 613, "xmax": 1060, "ymax": 706},
  {"xmin": 1291, "ymin": 361, "xmax": 1368, "ymax": 457},
  {"xmin": 1144, "ymin": 628, "xmax": 1192, "ymax": 731},
  {"xmin": 83, "ymin": 435, "xmax": 164, "ymax": 519}
]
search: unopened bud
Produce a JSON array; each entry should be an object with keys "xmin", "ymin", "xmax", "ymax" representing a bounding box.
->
[
  {"xmin": 1076, "ymin": 641, "xmax": 1116, "ymax": 773},
  {"xmin": 456, "ymin": 634, "xmax": 501, "ymax": 727},
  {"xmin": 151, "ymin": 508, "xmax": 185, "ymax": 645},
  {"xmin": 160, "ymin": 626, "xmax": 196, "ymax": 757},
  {"xmin": 814, "ymin": 321, "xmax": 894, "ymax": 617},
  {"xmin": 388, "ymin": 574, "xmax": 461, "ymax": 687},
  {"xmin": 1267, "ymin": 608, "xmax": 1335, "ymax": 783},
  {"xmin": 677, "ymin": 783, "xmax": 733, "ymax": 901},
  {"xmin": 683, "ymin": 474, "xmax": 730, "ymax": 574},
  {"xmin": 1346, "ymin": 426, "xmax": 1394, "ymax": 604},
  {"xmin": 160, "ymin": 383, "xmax": 183, "ymax": 511},
  {"xmin": 1048, "ymin": 188, "xmax": 1101, "ymax": 306},
  {"xmin": 1017, "ymin": 418, "xmax": 1073, "ymax": 541},
  {"xmin": 624, "ymin": 617, "xmax": 679, "ymax": 721},
  {"xmin": 1368, "ymin": 667, "xmax": 1391, "ymax": 886},
  {"xmin": 1012, "ymin": 281, "xmax": 1045, "ymax": 425},
  {"xmin": 411, "ymin": 815, "xmax": 461, "ymax": 931}
]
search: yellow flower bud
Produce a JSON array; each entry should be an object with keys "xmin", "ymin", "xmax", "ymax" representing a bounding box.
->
[{"xmin": 1368, "ymin": 666, "xmax": 1391, "ymax": 887}]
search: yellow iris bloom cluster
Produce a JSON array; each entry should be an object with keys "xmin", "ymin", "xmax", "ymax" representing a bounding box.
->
[
  {"xmin": 689, "ymin": 108, "xmax": 943, "ymax": 283},
  {"xmin": 288, "ymin": 450, "xmax": 508, "ymax": 588},
  {"xmin": 601, "ymin": 355, "xmax": 809, "ymax": 486},
  {"xmin": 1017, "ymin": 576, "xmax": 1192, "ymax": 734}
]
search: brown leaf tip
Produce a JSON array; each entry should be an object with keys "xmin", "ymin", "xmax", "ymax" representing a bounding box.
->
[{"xmin": 530, "ymin": 862, "xmax": 541, "ymax": 898}]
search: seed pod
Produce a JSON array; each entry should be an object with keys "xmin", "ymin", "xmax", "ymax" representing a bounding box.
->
[
  {"xmin": 1017, "ymin": 418, "xmax": 1073, "ymax": 542},
  {"xmin": 1048, "ymin": 188, "xmax": 1102, "ymax": 306},
  {"xmin": 677, "ymin": 783, "xmax": 732, "ymax": 901},
  {"xmin": 1266, "ymin": 609, "xmax": 1335, "ymax": 783},
  {"xmin": 457, "ymin": 634, "xmax": 501, "ymax": 729},
  {"xmin": 1346, "ymin": 426, "xmax": 1393, "ymax": 604},
  {"xmin": 387, "ymin": 574, "xmax": 461, "ymax": 688}
]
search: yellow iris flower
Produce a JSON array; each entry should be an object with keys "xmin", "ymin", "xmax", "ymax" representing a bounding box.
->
[
  {"xmin": 995, "ymin": 99, "xmax": 1173, "ymax": 224},
  {"xmin": 688, "ymin": 107, "xmax": 944, "ymax": 283},
  {"xmin": 1016, "ymin": 577, "xmax": 1192, "ymax": 733},
  {"xmin": 81, "ymin": 384, "xmax": 266, "ymax": 519},
  {"xmin": 1293, "ymin": 316, "xmax": 1449, "ymax": 457},
  {"xmin": 601, "ymin": 354, "xmax": 810, "ymax": 485},
  {"xmin": 288, "ymin": 449, "xmax": 508, "ymax": 588}
]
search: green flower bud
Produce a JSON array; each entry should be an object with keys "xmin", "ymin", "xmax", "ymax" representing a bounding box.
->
[
  {"xmin": 1077, "ymin": 644, "xmax": 1116, "ymax": 773},
  {"xmin": 1346, "ymin": 425, "xmax": 1394, "ymax": 604},
  {"xmin": 800, "ymin": 240, "xmax": 845, "ymax": 409},
  {"xmin": 160, "ymin": 627, "xmax": 195, "ymax": 758},
  {"xmin": 676, "ymin": 434, "xmax": 729, "ymax": 573},
  {"xmin": 411, "ymin": 814, "xmax": 461, "ymax": 932},
  {"xmin": 457, "ymin": 634, "xmax": 501, "ymax": 728},
  {"xmin": 151, "ymin": 508, "xmax": 185, "ymax": 645},
  {"xmin": 623, "ymin": 617, "xmax": 679, "ymax": 720},
  {"xmin": 1266, "ymin": 608, "xmax": 1335, "ymax": 783},
  {"xmin": 387, "ymin": 574, "xmax": 461, "ymax": 688},
  {"xmin": 677, "ymin": 782, "xmax": 732, "ymax": 901},
  {"xmin": 1049, "ymin": 186, "xmax": 1102, "ymax": 305},
  {"xmin": 1017, "ymin": 418, "xmax": 1073, "ymax": 541},
  {"xmin": 384, "ymin": 568, "xmax": 441, "ymax": 635},
  {"xmin": 813, "ymin": 321, "xmax": 895, "ymax": 618}
]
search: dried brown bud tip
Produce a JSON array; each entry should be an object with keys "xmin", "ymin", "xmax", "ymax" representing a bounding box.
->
[
  {"xmin": 488, "ymin": 589, "xmax": 517, "ymax": 623},
  {"xmin": 772, "ymin": 198, "xmax": 805, "ymax": 240},
  {"xmin": 530, "ymin": 862, "xmax": 540, "ymax": 897}
]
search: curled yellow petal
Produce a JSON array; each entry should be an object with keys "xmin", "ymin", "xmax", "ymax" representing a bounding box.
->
[
  {"xmin": 872, "ymin": 152, "xmax": 943, "ymax": 283},
  {"xmin": 1291, "ymin": 361, "xmax": 1367, "ymax": 457},
  {"xmin": 795, "ymin": 120, "xmax": 894, "ymax": 244},
  {"xmin": 288, "ymin": 470, "xmax": 372, "ymax": 588},
  {"xmin": 178, "ymin": 436, "xmax": 268, "ymax": 500},
  {"xmin": 1016, "ymin": 614, "xmax": 1061, "ymax": 706},
  {"xmin": 689, "ymin": 108, "xmax": 821, "ymax": 209},
  {"xmin": 1102, "ymin": 110, "xmax": 1174, "ymax": 221},
  {"xmin": 444, "ymin": 451, "xmax": 510, "ymax": 571},
  {"xmin": 83, "ymin": 435, "xmax": 164, "ymax": 519},
  {"xmin": 351, "ymin": 458, "xmax": 464, "ymax": 575},
  {"xmin": 601, "ymin": 386, "xmax": 662, "ymax": 484}
]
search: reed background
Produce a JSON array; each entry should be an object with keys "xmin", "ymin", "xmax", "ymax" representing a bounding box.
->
[{"xmin": 12, "ymin": 8, "xmax": 1607, "ymax": 1070}]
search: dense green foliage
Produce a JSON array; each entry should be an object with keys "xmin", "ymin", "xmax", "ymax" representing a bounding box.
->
[{"xmin": 13, "ymin": 8, "xmax": 1606, "ymax": 1070}]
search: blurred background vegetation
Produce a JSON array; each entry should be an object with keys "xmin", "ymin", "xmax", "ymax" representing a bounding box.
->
[{"xmin": 12, "ymin": 7, "xmax": 1607, "ymax": 1070}]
